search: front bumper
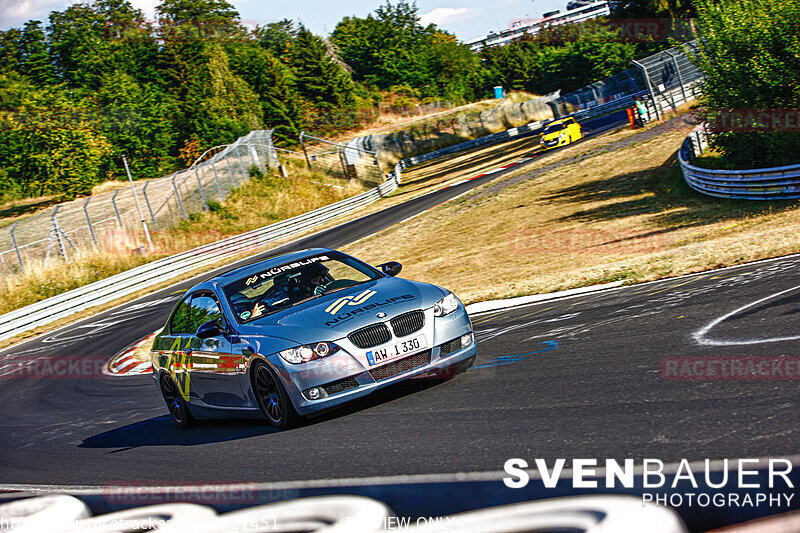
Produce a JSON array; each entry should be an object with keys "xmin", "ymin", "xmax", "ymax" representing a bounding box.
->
[
  {"xmin": 277, "ymin": 306, "xmax": 476, "ymax": 416},
  {"xmin": 540, "ymin": 137, "xmax": 564, "ymax": 149}
]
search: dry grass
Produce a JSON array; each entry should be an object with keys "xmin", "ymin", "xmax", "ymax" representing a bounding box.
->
[
  {"xmin": 90, "ymin": 180, "xmax": 131, "ymax": 195},
  {"xmin": 343, "ymin": 119, "xmax": 800, "ymax": 304}
]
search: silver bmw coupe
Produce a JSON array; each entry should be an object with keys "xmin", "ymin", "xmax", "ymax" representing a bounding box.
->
[{"xmin": 151, "ymin": 248, "xmax": 476, "ymax": 428}]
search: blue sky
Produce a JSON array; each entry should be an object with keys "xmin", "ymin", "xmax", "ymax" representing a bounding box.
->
[{"xmin": 1, "ymin": 0, "xmax": 566, "ymax": 42}]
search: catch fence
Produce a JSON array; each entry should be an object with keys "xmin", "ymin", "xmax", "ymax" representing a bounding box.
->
[
  {"xmin": 0, "ymin": 130, "xmax": 277, "ymax": 273},
  {"xmin": 299, "ymin": 133, "xmax": 385, "ymax": 183}
]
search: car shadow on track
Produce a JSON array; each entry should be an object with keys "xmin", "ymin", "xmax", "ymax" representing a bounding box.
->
[{"xmin": 78, "ymin": 378, "xmax": 449, "ymax": 451}]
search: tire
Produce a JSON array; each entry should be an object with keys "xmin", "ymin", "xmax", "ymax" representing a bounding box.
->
[
  {"xmin": 160, "ymin": 373, "xmax": 193, "ymax": 429},
  {"xmin": 252, "ymin": 362, "xmax": 301, "ymax": 428}
]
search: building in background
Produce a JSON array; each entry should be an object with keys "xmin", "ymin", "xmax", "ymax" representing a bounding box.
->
[{"xmin": 466, "ymin": 0, "xmax": 611, "ymax": 51}]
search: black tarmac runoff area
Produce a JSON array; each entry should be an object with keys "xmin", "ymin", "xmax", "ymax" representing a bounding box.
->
[{"xmin": 2, "ymin": 118, "xmax": 799, "ymax": 487}]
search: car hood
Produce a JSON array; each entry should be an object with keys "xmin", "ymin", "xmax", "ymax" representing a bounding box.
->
[{"xmin": 236, "ymin": 277, "xmax": 446, "ymax": 344}]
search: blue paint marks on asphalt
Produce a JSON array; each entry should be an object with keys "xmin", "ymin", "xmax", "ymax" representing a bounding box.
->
[{"xmin": 471, "ymin": 340, "xmax": 559, "ymax": 369}]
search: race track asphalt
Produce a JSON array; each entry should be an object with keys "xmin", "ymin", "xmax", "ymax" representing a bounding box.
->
[{"xmin": 6, "ymin": 111, "xmax": 798, "ymax": 488}]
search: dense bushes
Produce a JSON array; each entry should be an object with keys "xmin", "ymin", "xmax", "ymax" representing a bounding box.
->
[{"xmin": 694, "ymin": 0, "xmax": 800, "ymax": 168}]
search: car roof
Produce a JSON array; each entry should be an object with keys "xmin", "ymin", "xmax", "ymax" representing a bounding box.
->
[{"xmin": 213, "ymin": 247, "xmax": 337, "ymax": 283}]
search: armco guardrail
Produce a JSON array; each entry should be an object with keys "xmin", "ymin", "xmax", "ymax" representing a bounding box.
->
[
  {"xmin": 679, "ymin": 126, "xmax": 800, "ymax": 200},
  {"xmin": 0, "ymin": 175, "xmax": 399, "ymax": 342}
]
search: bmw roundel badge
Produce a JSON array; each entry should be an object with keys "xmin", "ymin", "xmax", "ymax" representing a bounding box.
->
[{"xmin": 376, "ymin": 312, "xmax": 387, "ymax": 318}]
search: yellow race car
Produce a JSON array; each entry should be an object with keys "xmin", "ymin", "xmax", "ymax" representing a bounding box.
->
[{"xmin": 540, "ymin": 117, "xmax": 583, "ymax": 149}]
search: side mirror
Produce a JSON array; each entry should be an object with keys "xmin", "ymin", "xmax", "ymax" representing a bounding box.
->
[
  {"xmin": 197, "ymin": 319, "xmax": 223, "ymax": 339},
  {"xmin": 377, "ymin": 261, "xmax": 402, "ymax": 277}
]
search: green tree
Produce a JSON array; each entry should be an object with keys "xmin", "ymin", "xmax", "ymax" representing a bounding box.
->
[
  {"xmin": 96, "ymin": 71, "xmax": 179, "ymax": 179},
  {"xmin": 183, "ymin": 43, "xmax": 261, "ymax": 147},
  {"xmin": 48, "ymin": 0, "xmax": 160, "ymax": 90},
  {"xmin": 693, "ymin": 0, "xmax": 800, "ymax": 168},
  {"xmin": 0, "ymin": 29, "xmax": 22, "ymax": 75},
  {"xmin": 256, "ymin": 19, "xmax": 297, "ymax": 62},
  {"xmin": 227, "ymin": 43, "xmax": 302, "ymax": 144},
  {"xmin": 332, "ymin": 1, "xmax": 483, "ymax": 101},
  {"xmin": 157, "ymin": 0, "xmax": 241, "ymax": 36},
  {"xmin": 18, "ymin": 21, "xmax": 53, "ymax": 86},
  {"xmin": 290, "ymin": 26, "xmax": 356, "ymax": 112},
  {"xmin": 481, "ymin": 20, "xmax": 637, "ymax": 95},
  {"xmin": 4, "ymin": 84, "xmax": 110, "ymax": 198},
  {"xmin": 611, "ymin": 0, "xmax": 696, "ymax": 19}
]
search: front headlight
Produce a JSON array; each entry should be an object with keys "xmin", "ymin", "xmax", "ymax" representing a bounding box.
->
[
  {"xmin": 558, "ymin": 132, "xmax": 567, "ymax": 141},
  {"xmin": 433, "ymin": 293, "xmax": 460, "ymax": 317},
  {"xmin": 279, "ymin": 342, "xmax": 340, "ymax": 364}
]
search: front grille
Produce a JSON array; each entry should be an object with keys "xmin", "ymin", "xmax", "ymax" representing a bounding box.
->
[
  {"xmin": 439, "ymin": 337, "xmax": 462, "ymax": 357},
  {"xmin": 369, "ymin": 350, "xmax": 430, "ymax": 381},
  {"xmin": 348, "ymin": 323, "xmax": 391, "ymax": 349},
  {"xmin": 321, "ymin": 377, "xmax": 359, "ymax": 396},
  {"xmin": 390, "ymin": 310, "xmax": 424, "ymax": 337}
]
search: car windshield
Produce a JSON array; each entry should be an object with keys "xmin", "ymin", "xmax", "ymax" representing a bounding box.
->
[
  {"xmin": 224, "ymin": 253, "xmax": 381, "ymax": 323},
  {"xmin": 543, "ymin": 122, "xmax": 567, "ymax": 135}
]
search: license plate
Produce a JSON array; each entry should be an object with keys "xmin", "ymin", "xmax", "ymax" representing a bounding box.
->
[{"xmin": 366, "ymin": 335, "xmax": 427, "ymax": 366}]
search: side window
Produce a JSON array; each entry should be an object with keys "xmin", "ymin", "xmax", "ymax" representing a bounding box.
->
[
  {"xmin": 189, "ymin": 293, "xmax": 224, "ymax": 333},
  {"xmin": 169, "ymin": 296, "xmax": 192, "ymax": 334}
]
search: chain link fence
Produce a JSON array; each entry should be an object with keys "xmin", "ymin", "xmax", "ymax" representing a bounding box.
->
[
  {"xmin": 549, "ymin": 68, "xmax": 646, "ymax": 117},
  {"xmin": 549, "ymin": 41, "xmax": 703, "ymax": 121},
  {"xmin": 633, "ymin": 41, "xmax": 703, "ymax": 120},
  {"xmin": 0, "ymin": 130, "xmax": 277, "ymax": 273},
  {"xmin": 299, "ymin": 133, "xmax": 385, "ymax": 183}
]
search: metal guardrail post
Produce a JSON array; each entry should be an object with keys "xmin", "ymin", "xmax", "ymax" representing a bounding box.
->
[
  {"xmin": 194, "ymin": 168, "xmax": 210, "ymax": 210},
  {"xmin": 172, "ymin": 174, "xmax": 187, "ymax": 220},
  {"xmin": 374, "ymin": 154, "xmax": 385, "ymax": 180},
  {"xmin": 225, "ymin": 154, "xmax": 237, "ymax": 187},
  {"xmin": 248, "ymin": 144, "xmax": 259, "ymax": 170},
  {"xmin": 237, "ymin": 144, "xmax": 248, "ymax": 182},
  {"xmin": 337, "ymin": 146, "xmax": 348, "ymax": 179},
  {"xmin": 142, "ymin": 181, "xmax": 158, "ymax": 230},
  {"xmin": 666, "ymin": 49, "xmax": 688, "ymax": 104},
  {"xmin": 51, "ymin": 205, "xmax": 68, "ymax": 260},
  {"xmin": 83, "ymin": 198, "xmax": 98, "ymax": 249},
  {"xmin": 111, "ymin": 190, "xmax": 123, "ymax": 228},
  {"xmin": 10, "ymin": 221, "xmax": 23, "ymax": 272},
  {"xmin": 299, "ymin": 132, "xmax": 313, "ymax": 171},
  {"xmin": 123, "ymin": 156, "xmax": 153, "ymax": 252},
  {"xmin": 211, "ymin": 164, "xmax": 224, "ymax": 201},
  {"xmin": 632, "ymin": 60, "xmax": 661, "ymax": 121}
]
